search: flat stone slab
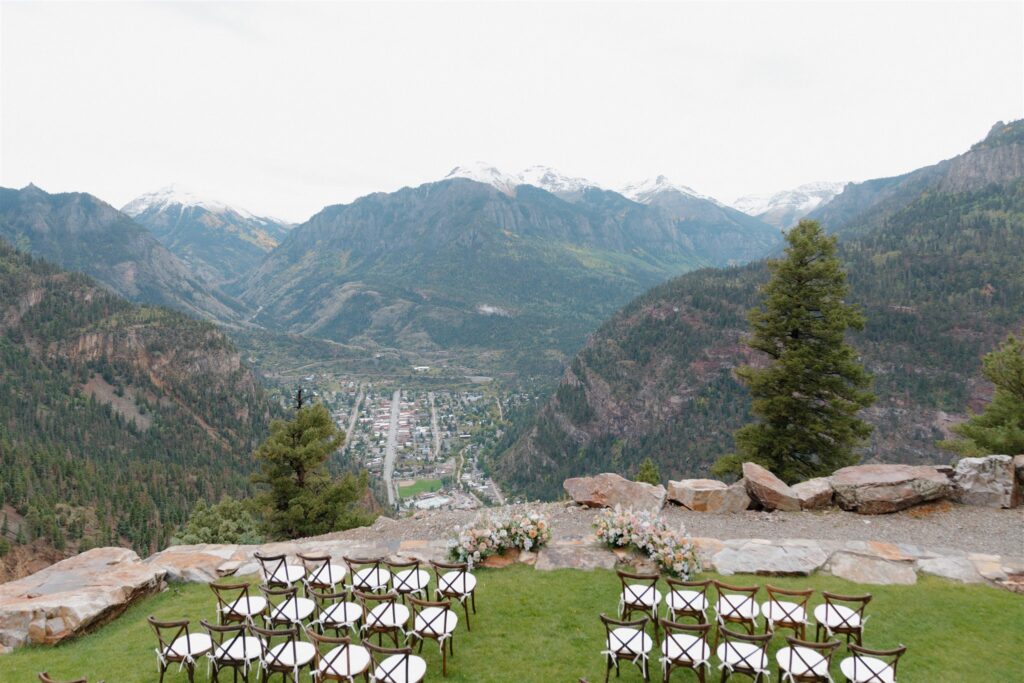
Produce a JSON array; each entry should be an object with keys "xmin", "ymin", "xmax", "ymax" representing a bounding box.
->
[
  {"xmin": 916, "ymin": 556, "xmax": 984, "ymax": 583},
  {"xmin": 827, "ymin": 551, "xmax": 917, "ymax": 585},
  {"xmin": 536, "ymin": 541, "xmax": 617, "ymax": 571},
  {"xmin": 0, "ymin": 548, "xmax": 166, "ymax": 650},
  {"xmin": 564, "ymin": 473, "xmax": 667, "ymax": 512},
  {"xmin": 714, "ymin": 538, "xmax": 829, "ymax": 576}
]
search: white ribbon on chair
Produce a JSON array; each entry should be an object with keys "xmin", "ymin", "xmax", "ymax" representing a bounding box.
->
[
  {"xmin": 601, "ymin": 646, "xmax": 650, "ymax": 678},
  {"xmin": 820, "ymin": 611, "xmax": 869, "ymax": 639},
  {"xmin": 658, "ymin": 634, "xmax": 710, "ymax": 677},
  {"xmin": 718, "ymin": 659, "xmax": 769, "ymax": 680}
]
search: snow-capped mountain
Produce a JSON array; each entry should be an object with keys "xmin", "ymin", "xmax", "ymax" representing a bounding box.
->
[
  {"xmin": 619, "ymin": 175, "xmax": 721, "ymax": 205},
  {"xmin": 444, "ymin": 163, "xmax": 601, "ymax": 199},
  {"xmin": 123, "ymin": 185, "xmax": 292, "ymax": 285},
  {"xmin": 732, "ymin": 181, "xmax": 847, "ymax": 228}
]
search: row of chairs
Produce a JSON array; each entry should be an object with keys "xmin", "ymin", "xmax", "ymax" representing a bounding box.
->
[{"xmin": 608, "ymin": 571, "xmax": 906, "ymax": 683}]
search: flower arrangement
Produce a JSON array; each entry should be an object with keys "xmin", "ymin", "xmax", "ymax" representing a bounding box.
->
[
  {"xmin": 448, "ymin": 508, "xmax": 552, "ymax": 566},
  {"xmin": 594, "ymin": 506, "xmax": 700, "ymax": 579}
]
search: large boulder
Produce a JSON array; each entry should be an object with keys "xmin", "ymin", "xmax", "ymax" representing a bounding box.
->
[
  {"xmin": 792, "ymin": 477, "xmax": 834, "ymax": 510},
  {"xmin": 0, "ymin": 547, "xmax": 166, "ymax": 652},
  {"xmin": 831, "ymin": 464, "xmax": 951, "ymax": 514},
  {"xmin": 563, "ymin": 473, "xmax": 666, "ymax": 512},
  {"xmin": 1014, "ymin": 455, "xmax": 1024, "ymax": 486},
  {"xmin": 952, "ymin": 455, "xmax": 1020, "ymax": 508},
  {"xmin": 827, "ymin": 551, "xmax": 917, "ymax": 585},
  {"xmin": 742, "ymin": 463, "xmax": 801, "ymax": 512},
  {"xmin": 667, "ymin": 479, "xmax": 751, "ymax": 513}
]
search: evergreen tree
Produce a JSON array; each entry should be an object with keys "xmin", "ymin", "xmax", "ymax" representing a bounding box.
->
[
  {"xmin": 940, "ymin": 330, "xmax": 1024, "ymax": 456},
  {"xmin": 172, "ymin": 497, "xmax": 264, "ymax": 545},
  {"xmin": 715, "ymin": 220, "xmax": 875, "ymax": 483},
  {"xmin": 635, "ymin": 458, "xmax": 661, "ymax": 485},
  {"xmin": 252, "ymin": 399, "xmax": 373, "ymax": 539}
]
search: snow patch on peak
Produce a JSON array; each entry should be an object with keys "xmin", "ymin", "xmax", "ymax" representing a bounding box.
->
[
  {"xmin": 516, "ymin": 166, "xmax": 601, "ymax": 196},
  {"xmin": 619, "ymin": 176, "xmax": 718, "ymax": 204},
  {"xmin": 444, "ymin": 163, "xmax": 519, "ymax": 196},
  {"xmin": 732, "ymin": 181, "xmax": 847, "ymax": 218},
  {"xmin": 122, "ymin": 184, "xmax": 254, "ymax": 219}
]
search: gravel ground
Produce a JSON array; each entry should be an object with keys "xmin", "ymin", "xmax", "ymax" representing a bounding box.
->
[{"xmin": 335, "ymin": 502, "xmax": 1024, "ymax": 559}]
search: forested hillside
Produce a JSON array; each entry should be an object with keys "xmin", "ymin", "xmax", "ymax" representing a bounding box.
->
[
  {"xmin": 490, "ymin": 121, "xmax": 1024, "ymax": 499},
  {"xmin": 0, "ymin": 242, "xmax": 271, "ymax": 576}
]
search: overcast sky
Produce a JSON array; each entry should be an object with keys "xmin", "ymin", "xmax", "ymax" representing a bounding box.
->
[{"xmin": 2, "ymin": 1, "xmax": 1022, "ymax": 222}]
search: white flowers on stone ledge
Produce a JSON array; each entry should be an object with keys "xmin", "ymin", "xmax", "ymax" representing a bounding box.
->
[
  {"xmin": 594, "ymin": 505, "xmax": 701, "ymax": 579},
  {"xmin": 447, "ymin": 509, "xmax": 552, "ymax": 567}
]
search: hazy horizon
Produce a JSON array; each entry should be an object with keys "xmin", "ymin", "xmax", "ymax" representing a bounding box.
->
[{"xmin": 2, "ymin": 1, "xmax": 1022, "ymax": 222}]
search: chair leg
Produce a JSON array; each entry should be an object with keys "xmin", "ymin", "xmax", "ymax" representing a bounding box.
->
[
  {"xmin": 605, "ymin": 655, "xmax": 612, "ymax": 683},
  {"xmin": 471, "ymin": 590, "xmax": 476, "ymax": 614},
  {"xmin": 719, "ymin": 667, "xmax": 728, "ymax": 683},
  {"xmin": 442, "ymin": 642, "xmax": 448, "ymax": 677},
  {"xmin": 463, "ymin": 599, "xmax": 471, "ymax": 631}
]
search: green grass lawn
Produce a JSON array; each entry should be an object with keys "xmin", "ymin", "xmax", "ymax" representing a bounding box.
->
[
  {"xmin": 3, "ymin": 566, "xmax": 1022, "ymax": 682},
  {"xmin": 399, "ymin": 478, "xmax": 443, "ymax": 498}
]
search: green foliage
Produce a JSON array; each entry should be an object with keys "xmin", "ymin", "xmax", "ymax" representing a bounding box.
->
[
  {"xmin": 252, "ymin": 402, "xmax": 372, "ymax": 539},
  {"xmin": 634, "ymin": 457, "xmax": 661, "ymax": 485},
  {"xmin": 941, "ymin": 330, "xmax": 1024, "ymax": 456},
  {"xmin": 171, "ymin": 498, "xmax": 263, "ymax": 546},
  {"xmin": 3, "ymin": 567, "xmax": 1022, "ymax": 682},
  {"xmin": 722, "ymin": 220, "xmax": 874, "ymax": 482}
]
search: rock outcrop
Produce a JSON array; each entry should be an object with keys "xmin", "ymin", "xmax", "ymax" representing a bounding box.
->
[
  {"xmin": 792, "ymin": 478, "xmax": 834, "ymax": 510},
  {"xmin": 666, "ymin": 479, "xmax": 751, "ymax": 513},
  {"xmin": 742, "ymin": 462, "xmax": 801, "ymax": 512},
  {"xmin": 563, "ymin": 473, "xmax": 666, "ymax": 512},
  {"xmin": 953, "ymin": 455, "xmax": 1021, "ymax": 509},
  {"xmin": 831, "ymin": 464, "xmax": 951, "ymax": 514},
  {"xmin": 0, "ymin": 548, "xmax": 166, "ymax": 652}
]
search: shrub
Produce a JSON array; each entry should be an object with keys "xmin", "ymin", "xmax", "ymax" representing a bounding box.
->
[{"xmin": 172, "ymin": 497, "xmax": 264, "ymax": 545}]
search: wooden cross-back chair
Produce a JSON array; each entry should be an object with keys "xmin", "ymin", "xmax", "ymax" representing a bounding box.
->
[
  {"xmin": 254, "ymin": 552, "xmax": 305, "ymax": 589},
  {"xmin": 715, "ymin": 626, "xmax": 771, "ymax": 683},
  {"xmin": 200, "ymin": 619, "xmax": 264, "ymax": 683},
  {"xmin": 309, "ymin": 586, "xmax": 364, "ymax": 637},
  {"xmin": 664, "ymin": 577, "xmax": 711, "ymax": 624},
  {"xmin": 363, "ymin": 640, "xmax": 428, "ymax": 683},
  {"xmin": 355, "ymin": 590, "xmax": 409, "ymax": 648},
  {"xmin": 761, "ymin": 585, "xmax": 813, "ymax": 640},
  {"xmin": 147, "ymin": 616, "xmax": 212, "ymax": 683},
  {"xmin": 775, "ymin": 636, "xmax": 839, "ymax": 683},
  {"xmin": 600, "ymin": 613, "xmax": 653, "ymax": 683},
  {"xmin": 250, "ymin": 625, "xmax": 315, "ymax": 683},
  {"xmin": 407, "ymin": 596, "xmax": 458, "ymax": 676},
  {"xmin": 839, "ymin": 643, "xmax": 907, "ymax": 683},
  {"xmin": 385, "ymin": 558, "xmax": 430, "ymax": 603},
  {"xmin": 616, "ymin": 569, "xmax": 662, "ymax": 628},
  {"xmin": 298, "ymin": 553, "xmax": 348, "ymax": 595},
  {"xmin": 712, "ymin": 581, "xmax": 760, "ymax": 647},
  {"xmin": 344, "ymin": 556, "xmax": 392, "ymax": 594},
  {"xmin": 430, "ymin": 560, "xmax": 477, "ymax": 631},
  {"xmin": 260, "ymin": 584, "xmax": 316, "ymax": 630},
  {"xmin": 305, "ymin": 628, "xmax": 372, "ymax": 683},
  {"xmin": 210, "ymin": 581, "xmax": 267, "ymax": 627},
  {"xmin": 814, "ymin": 591, "xmax": 871, "ymax": 646},
  {"xmin": 658, "ymin": 618, "xmax": 711, "ymax": 683}
]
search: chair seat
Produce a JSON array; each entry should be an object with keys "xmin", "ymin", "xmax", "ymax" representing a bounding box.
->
[
  {"xmin": 814, "ymin": 604, "xmax": 862, "ymax": 629},
  {"xmin": 667, "ymin": 590, "xmax": 708, "ymax": 613},
  {"xmin": 438, "ymin": 571, "xmax": 477, "ymax": 596},
  {"xmin": 269, "ymin": 597, "xmax": 316, "ymax": 623},
  {"xmin": 393, "ymin": 568, "xmax": 430, "ymax": 593},
  {"xmin": 366, "ymin": 603, "xmax": 410, "ymax": 629},
  {"xmin": 840, "ymin": 656, "xmax": 896, "ymax": 683},
  {"xmin": 319, "ymin": 644, "xmax": 371, "ymax": 676},
  {"xmin": 716, "ymin": 641, "xmax": 767, "ymax": 671},
  {"xmin": 414, "ymin": 606, "xmax": 458, "ymax": 636},
  {"xmin": 266, "ymin": 640, "xmax": 315, "ymax": 668},
  {"xmin": 321, "ymin": 601, "xmax": 363, "ymax": 626},
  {"xmin": 223, "ymin": 596, "xmax": 267, "ymax": 618},
  {"xmin": 776, "ymin": 646, "xmax": 829, "ymax": 678},
  {"xmin": 373, "ymin": 654, "xmax": 427, "ymax": 683},
  {"xmin": 761, "ymin": 600, "xmax": 807, "ymax": 625},
  {"xmin": 214, "ymin": 636, "xmax": 263, "ymax": 663},
  {"xmin": 307, "ymin": 563, "xmax": 348, "ymax": 587},
  {"xmin": 622, "ymin": 585, "xmax": 662, "ymax": 608},
  {"xmin": 661, "ymin": 633, "xmax": 710, "ymax": 664},
  {"xmin": 717, "ymin": 596, "xmax": 759, "ymax": 621},
  {"xmin": 166, "ymin": 633, "xmax": 213, "ymax": 659},
  {"xmin": 353, "ymin": 567, "xmax": 392, "ymax": 591},
  {"xmin": 607, "ymin": 627, "xmax": 653, "ymax": 656},
  {"xmin": 267, "ymin": 564, "xmax": 306, "ymax": 585}
]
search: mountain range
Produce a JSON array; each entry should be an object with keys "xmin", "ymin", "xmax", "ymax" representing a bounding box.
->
[
  {"xmin": 733, "ymin": 181, "xmax": 847, "ymax": 228},
  {"xmin": 489, "ymin": 119, "xmax": 1024, "ymax": 499}
]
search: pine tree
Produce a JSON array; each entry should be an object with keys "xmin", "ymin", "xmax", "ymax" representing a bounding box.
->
[
  {"xmin": 252, "ymin": 398, "xmax": 372, "ymax": 540},
  {"xmin": 635, "ymin": 458, "xmax": 661, "ymax": 486},
  {"xmin": 715, "ymin": 220, "xmax": 875, "ymax": 483},
  {"xmin": 940, "ymin": 330, "xmax": 1024, "ymax": 456}
]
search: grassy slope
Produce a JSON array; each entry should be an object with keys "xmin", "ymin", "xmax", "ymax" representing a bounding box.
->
[{"xmin": 3, "ymin": 567, "xmax": 1021, "ymax": 682}]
